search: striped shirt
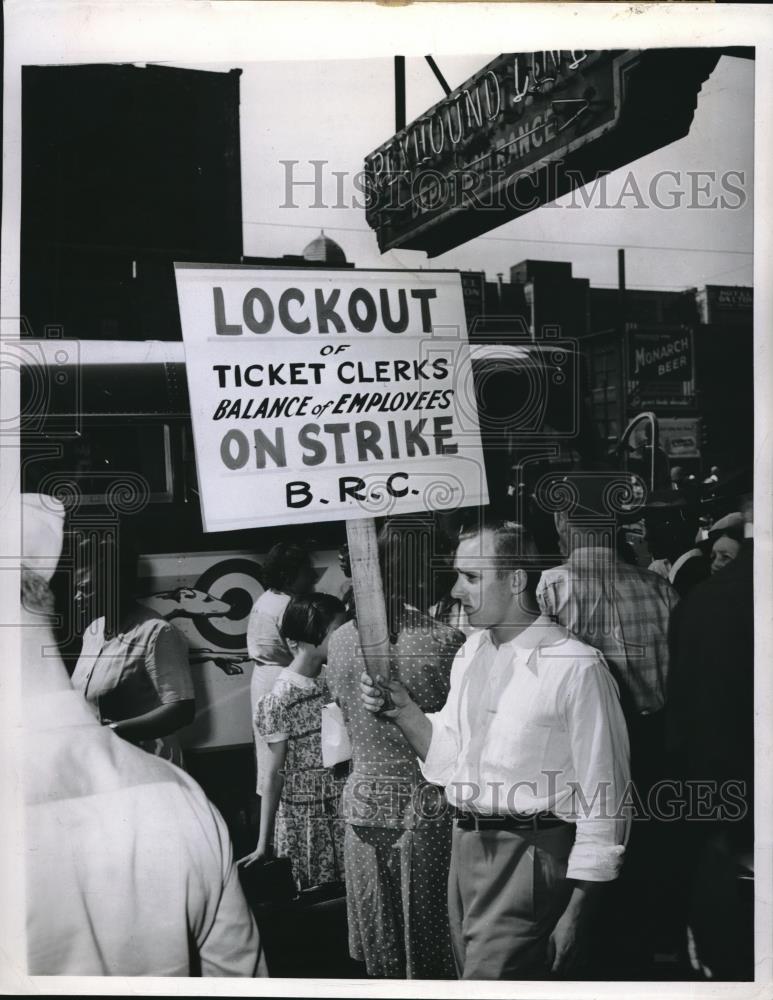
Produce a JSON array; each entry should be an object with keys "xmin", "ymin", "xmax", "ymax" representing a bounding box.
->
[{"xmin": 536, "ymin": 547, "xmax": 679, "ymax": 715}]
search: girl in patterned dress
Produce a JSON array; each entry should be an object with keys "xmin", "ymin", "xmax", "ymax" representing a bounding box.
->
[{"xmin": 241, "ymin": 593, "xmax": 347, "ymax": 890}]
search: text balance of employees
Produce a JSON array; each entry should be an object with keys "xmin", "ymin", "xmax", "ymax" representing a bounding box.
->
[{"xmin": 212, "ymin": 388, "xmax": 455, "ymax": 421}]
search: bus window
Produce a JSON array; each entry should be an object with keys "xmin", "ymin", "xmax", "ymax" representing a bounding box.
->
[{"xmin": 22, "ymin": 423, "xmax": 174, "ymax": 505}]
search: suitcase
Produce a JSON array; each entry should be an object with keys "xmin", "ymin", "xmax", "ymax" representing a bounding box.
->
[{"xmin": 239, "ymin": 860, "xmax": 365, "ymax": 978}]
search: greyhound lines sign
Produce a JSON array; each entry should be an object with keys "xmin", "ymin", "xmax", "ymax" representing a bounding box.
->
[{"xmin": 175, "ymin": 266, "xmax": 488, "ymax": 531}]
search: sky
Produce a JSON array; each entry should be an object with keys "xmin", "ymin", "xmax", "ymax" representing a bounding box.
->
[{"xmin": 218, "ymin": 51, "xmax": 753, "ymax": 292}]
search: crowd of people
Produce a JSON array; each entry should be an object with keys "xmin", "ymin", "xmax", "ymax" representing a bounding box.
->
[{"xmin": 20, "ymin": 469, "xmax": 754, "ymax": 981}]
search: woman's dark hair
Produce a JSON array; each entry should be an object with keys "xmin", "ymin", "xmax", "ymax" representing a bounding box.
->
[
  {"xmin": 263, "ymin": 543, "xmax": 313, "ymax": 593},
  {"xmin": 281, "ymin": 592, "xmax": 346, "ymax": 647},
  {"xmin": 347, "ymin": 517, "xmax": 456, "ymax": 639},
  {"xmin": 709, "ymin": 525, "xmax": 745, "ymax": 546},
  {"xmin": 75, "ymin": 527, "xmax": 139, "ymax": 635},
  {"xmin": 377, "ymin": 519, "xmax": 433, "ymax": 639}
]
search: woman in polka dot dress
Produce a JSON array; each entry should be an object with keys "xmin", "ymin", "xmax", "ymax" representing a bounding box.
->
[{"xmin": 326, "ymin": 522, "xmax": 464, "ymax": 979}]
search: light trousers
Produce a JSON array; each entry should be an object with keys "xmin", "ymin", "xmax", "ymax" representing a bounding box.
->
[{"xmin": 448, "ymin": 822, "xmax": 575, "ymax": 979}]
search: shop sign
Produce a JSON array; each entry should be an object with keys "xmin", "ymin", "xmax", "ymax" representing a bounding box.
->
[
  {"xmin": 658, "ymin": 417, "xmax": 701, "ymax": 458},
  {"xmin": 175, "ymin": 265, "xmax": 488, "ymax": 531},
  {"xmin": 364, "ymin": 49, "xmax": 720, "ymax": 255},
  {"xmin": 630, "ymin": 330, "xmax": 692, "ymax": 383},
  {"xmin": 460, "ymin": 270, "xmax": 485, "ymax": 326},
  {"xmin": 697, "ymin": 284, "xmax": 753, "ymax": 325},
  {"xmin": 627, "ymin": 327, "xmax": 694, "ymax": 408}
]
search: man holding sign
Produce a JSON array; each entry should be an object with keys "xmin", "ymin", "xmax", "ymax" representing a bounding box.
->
[{"xmin": 360, "ymin": 519, "xmax": 631, "ymax": 979}]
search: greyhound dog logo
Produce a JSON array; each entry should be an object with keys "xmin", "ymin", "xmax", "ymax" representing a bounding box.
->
[
  {"xmin": 139, "ymin": 587, "xmax": 232, "ymax": 620},
  {"xmin": 139, "ymin": 588, "xmax": 244, "ymax": 676}
]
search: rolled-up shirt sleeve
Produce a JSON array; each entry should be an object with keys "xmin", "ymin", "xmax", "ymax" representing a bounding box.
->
[
  {"xmin": 562, "ymin": 656, "xmax": 631, "ymax": 881},
  {"xmin": 420, "ymin": 711, "xmax": 460, "ymax": 787}
]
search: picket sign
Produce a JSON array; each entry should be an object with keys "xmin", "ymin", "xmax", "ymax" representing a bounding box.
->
[{"xmin": 174, "ymin": 265, "xmax": 488, "ymax": 686}]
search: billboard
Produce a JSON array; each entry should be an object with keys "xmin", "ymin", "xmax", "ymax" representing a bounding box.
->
[
  {"xmin": 627, "ymin": 326, "xmax": 695, "ymax": 410},
  {"xmin": 696, "ymin": 284, "xmax": 753, "ymax": 325}
]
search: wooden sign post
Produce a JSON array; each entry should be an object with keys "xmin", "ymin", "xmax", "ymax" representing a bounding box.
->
[{"xmin": 345, "ymin": 517, "xmax": 391, "ymax": 687}]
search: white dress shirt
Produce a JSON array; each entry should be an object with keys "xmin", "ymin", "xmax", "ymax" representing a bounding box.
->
[
  {"xmin": 420, "ymin": 616, "xmax": 631, "ymax": 882},
  {"xmin": 25, "ymin": 689, "xmax": 265, "ymax": 977}
]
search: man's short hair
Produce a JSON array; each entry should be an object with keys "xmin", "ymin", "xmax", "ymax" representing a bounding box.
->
[{"xmin": 458, "ymin": 518, "xmax": 542, "ymax": 594}]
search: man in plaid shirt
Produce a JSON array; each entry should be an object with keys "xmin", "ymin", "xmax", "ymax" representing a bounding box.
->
[{"xmin": 537, "ymin": 509, "xmax": 679, "ymax": 729}]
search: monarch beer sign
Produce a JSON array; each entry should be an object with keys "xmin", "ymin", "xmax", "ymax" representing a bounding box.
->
[{"xmin": 627, "ymin": 327, "xmax": 695, "ymax": 410}]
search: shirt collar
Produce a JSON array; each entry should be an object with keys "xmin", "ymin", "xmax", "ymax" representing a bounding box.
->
[
  {"xmin": 279, "ymin": 668, "xmax": 320, "ymax": 691},
  {"xmin": 478, "ymin": 615, "xmax": 557, "ymax": 657},
  {"xmin": 568, "ymin": 546, "xmax": 618, "ymax": 569}
]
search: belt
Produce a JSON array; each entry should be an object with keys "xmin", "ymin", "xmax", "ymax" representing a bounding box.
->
[{"xmin": 453, "ymin": 808, "xmax": 569, "ymax": 832}]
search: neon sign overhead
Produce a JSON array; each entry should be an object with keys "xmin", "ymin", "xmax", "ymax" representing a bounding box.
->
[{"xmin": 363, "ymin": 49, "xmax": 721, "ymax": 256}]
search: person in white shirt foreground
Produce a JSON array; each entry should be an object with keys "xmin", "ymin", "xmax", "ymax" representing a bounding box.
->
[
  {"xmin": 21, "ymin": 494, "xmax": 266, "ymax": 977},
  {"xmin": 360, "ymin": 519, "xmax": 631, "ymax": 979}
]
